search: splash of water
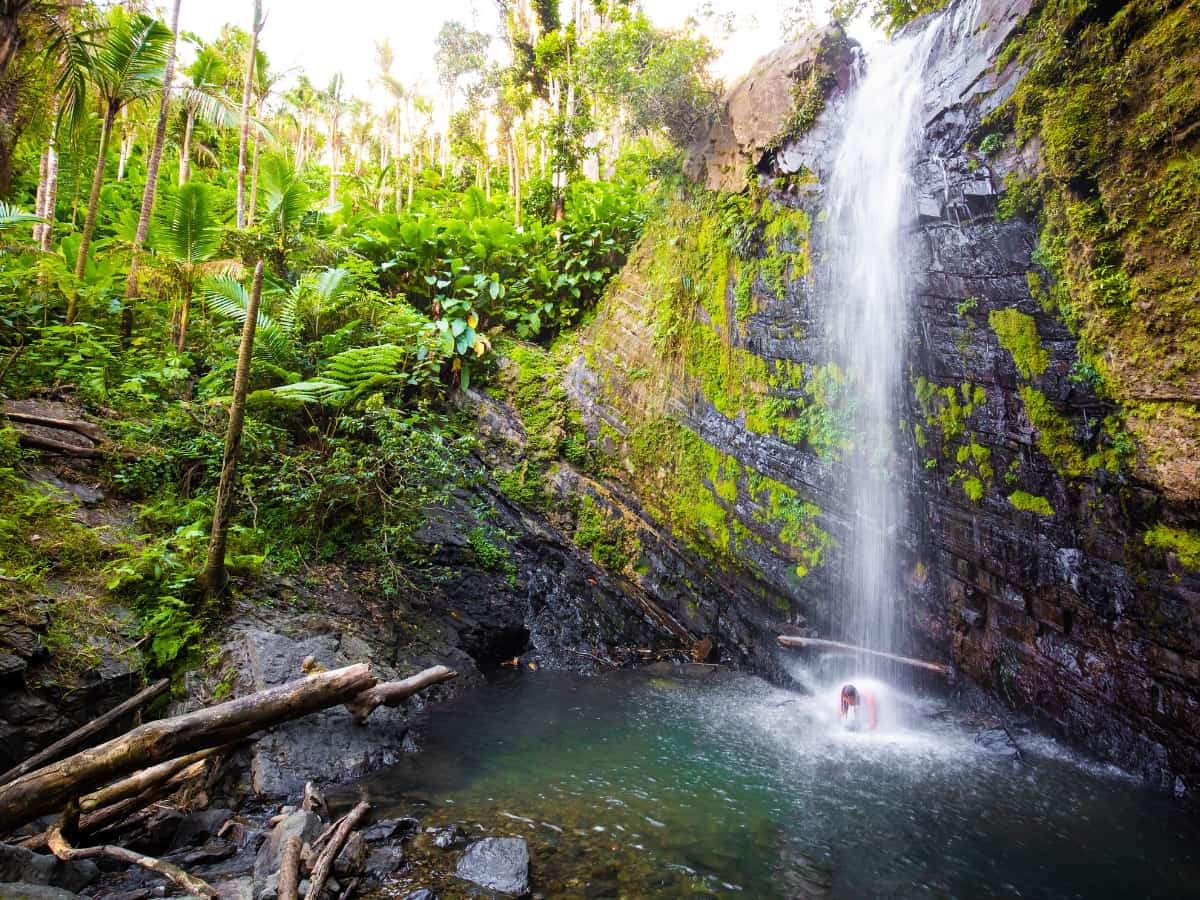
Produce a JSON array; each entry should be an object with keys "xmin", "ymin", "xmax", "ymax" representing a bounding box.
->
[{"xmin": 819, "ymin": 25, "xmax": 941, "ymax": 677}]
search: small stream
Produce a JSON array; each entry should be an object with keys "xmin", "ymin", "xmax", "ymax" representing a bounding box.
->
[{"xmin": 338, "ymin": 665, "xmax": 1199, "ymax": 898}]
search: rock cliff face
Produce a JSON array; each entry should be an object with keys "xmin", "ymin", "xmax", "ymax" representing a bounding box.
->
[{"xmin": 556, "ymin": 0, "xmax": 1199, "ymax": 795}]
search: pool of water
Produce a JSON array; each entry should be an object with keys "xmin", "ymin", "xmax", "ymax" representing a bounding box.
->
[{"xmin": 339, "ymin": 664, "xmax": 1200, "ymax": 898}]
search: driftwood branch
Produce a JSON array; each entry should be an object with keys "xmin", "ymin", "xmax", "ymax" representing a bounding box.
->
[
  {"xmin": 277, "ymin": 833, "xmax": 303, "ymax": 900},
  {"xmin": 344, "ymin": 665, "xmax": 457, "ymax": 725},
  {"xmin": 776, "ymin": 635, "xmax": 951, "ymax": 675},
  {"xmin": 0, "ymin": 664, "xmax": 376, "ymax": 832},
  {"xmin": 304, "ymin": 801, "xmax": 370, "ymax": 900},
  {"xmin": 0, "ymin": 679, "xmax": 170, "ymax": 785},
  {"xmin": 48, "ymin": 814, "xmax": 218, "ymax": 899}
]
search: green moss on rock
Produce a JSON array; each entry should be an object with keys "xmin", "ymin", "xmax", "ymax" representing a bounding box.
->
[
  {"xmin": 1009, "ymin": 490, "xmax": 1055, "ymax": 516},
  {"xmin": 1143, "ymin": 522, "xmax": 1200, "ymax": 570},
  {"xmin": 989, "ymin": 308, "xmax": 1050, "ymax": 379}
]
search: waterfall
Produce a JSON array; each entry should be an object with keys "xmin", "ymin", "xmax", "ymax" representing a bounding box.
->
[{"xmin": 819, "ymin": 24, "xmax": 941, "ymax": 676}]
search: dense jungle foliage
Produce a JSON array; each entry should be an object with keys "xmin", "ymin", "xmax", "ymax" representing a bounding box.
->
[{"xmin": 0, "ymin": 0, "xmax": 722, "ymax": 670}]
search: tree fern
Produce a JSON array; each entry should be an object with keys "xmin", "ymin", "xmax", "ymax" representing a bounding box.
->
[{"xmin": 272, "ymin": 344, "xmax": 412, "ymax": 406}]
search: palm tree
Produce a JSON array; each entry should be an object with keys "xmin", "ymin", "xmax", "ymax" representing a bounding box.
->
[
  {"xmin": 68, "ymin": 8, "xmax": 172, "ymax": 321},
  {"xmin": 235, "ymin": 0, "xmax": 262, "ymax": 229},
  {"xmin": 155, "ymin": 181, "xmax": 221, "ymax": 351},
  {"xmin": 123, "ymin": 0, "xmax": 182, "ymax": 341},
  {"xmin": 176, "ymin": 41, "xmax": 237, "ymax": 185},
  {"xmin": 258, "ymin": 153, "xmax": 310, "ymax": 254},
  {"xmin": 321, "ymin": 72, "xmax": 348, "ymax": 205},
  {"xmin": 284, "ymin": 75, "xmax": 319, "ymax": 169},
  {"xmin": 247, "ymin": 50, "xmax": 283, "ymax": 226}
]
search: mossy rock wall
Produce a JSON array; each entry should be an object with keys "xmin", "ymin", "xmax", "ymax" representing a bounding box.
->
[{"xmin": 562, "ymin": 0, "xmax": 1199, "ymax": 796}]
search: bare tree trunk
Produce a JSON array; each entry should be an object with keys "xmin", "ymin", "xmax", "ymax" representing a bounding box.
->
[
  {"xmin": 124, "ymin": 0, "xmax": 182, "ymax": 341},
  {"xmin": 33, "ymin": 147, "xmax": 46, "ymax": 243},
  {"xmin": 174, "ymin": 284, "xmax": 193, "ymax": 352},
  {"xmin": 0, "ymin": 662, "xmax": 375, "ymax": 832},
  {"xmin": 39, "ymin": 127, "xmax": 58, "ymax": 251},
  {"xmin": 248, "ymin": 106, "xmax": 262, "ymax": 226},
  {"xmin": 69, "ymin": 108, "xmax": 116, "ymax": 320},
  {"xmin": 116, "ymin": 120, "xmax": 131, "ymax": 182},
  {"xmin": 179, "ymin": 109, "xmax": 194, "ymax": 184},
  {"xmin": 236, "ymin": 0, "xmax": 261, "ymax": 228},
  {"xmin": 200, "ymin": 260, "xmax": 263, "ymax": 596}
]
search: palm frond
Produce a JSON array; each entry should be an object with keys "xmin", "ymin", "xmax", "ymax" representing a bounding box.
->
[
  {"xmin": 160, "ymin": 183, "xmax": 220, "ymax": 265},
  {"xmin": 0, "ymin": 203, "xmax": 45, "ymax": 231},
  {"xmin": 97, "ymin": 10, "xmax": 173, "ymax": 108},
  {"xmin": 202, "ymin": 274, "xmax": 295, "ymax": 365}
]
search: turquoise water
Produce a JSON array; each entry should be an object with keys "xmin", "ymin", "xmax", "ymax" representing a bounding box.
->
[{"xmin": 344, "ymin": 665, "xmax": 1200, "ymax": 898}]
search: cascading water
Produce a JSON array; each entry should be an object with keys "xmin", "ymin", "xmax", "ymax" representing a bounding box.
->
[{"xmin": 818, "ymin": 23, "xmax": 941, "ymax": 679}]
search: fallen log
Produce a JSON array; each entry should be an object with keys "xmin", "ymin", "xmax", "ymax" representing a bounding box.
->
[
  {"xmin": 776, "ymin": 635, "xmax": 951, "ymax": 675},
  {"xmin": 2, "ymin": 409, "xmax": 106, "ymax": 441},
  {"xmin": 14, "ymin": 431, "xmax": 103, "ymax": 457},
  {"xmin": 0, "ymin": 664, "xmax": 376, "ymax": 833},
  {"xmin": 47, "ymin": 807, "xmax": 218, "ymax": 899},
  {"xmin": 277, "ymin": 833, "xmax": 303, "ymax": 900},
  {"xmin": 305, "ymin": 801, "xmax": 369, "ymax": 900},
  {"xmin": 0, "ymin": 678, "xmax": 171, "ymax": 785},
  {"xmin": 344, "ymin": 665, "xmax": 457, "ymax": 725},
  {"xmin": 19, "ymin": 759, "xmax": 209, "ymax": 852},
  {"xmin": 81, "ymin": 749, "xmax": 216, "ymax": 813}
]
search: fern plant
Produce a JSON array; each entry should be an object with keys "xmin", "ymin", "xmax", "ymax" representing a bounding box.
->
[{"xmin": 273, "ymin": 344, "xmax": 414, "ymax": 406}]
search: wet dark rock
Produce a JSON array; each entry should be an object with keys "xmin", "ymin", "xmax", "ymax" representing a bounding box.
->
[
  {"xmin": 234, "ymin": 629, "xmax": 411, "ymax": 797},
  {"xmin": 169, "ymin": 808, "xmax": 233, "ymax": 850},
  {"xmin": 165, "ymin": 837, "xmax": 239, "ymax": 867},
  {"xmin": 432, "ymin": 825, "xmax": 463, "ymax": 850},
  {"xmin": 456, "ymin": 837, "xmax": 530, "ymax": 896},
  {"xmin": 0, "ymin": 844, "xmax": 98, "ymax": 893},
  {"xmin": 0, "ymin": 885, "xmax": 80, "ymax": 899},
  {"xmin": 124, "ymin": 809, "xmax": 185, "ymax": 855},
  {"xmin": 364, "ymin": 845, "xmax": 406, "ymax": 879},
  {"xmin": 362, "ymin": 816, "xmax": 420, "ymax": 843}
]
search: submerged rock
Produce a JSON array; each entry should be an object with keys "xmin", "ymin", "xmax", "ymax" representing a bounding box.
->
[{"xmin": 455, "ymin": 837, "xmax": 530, "ymax": 896}]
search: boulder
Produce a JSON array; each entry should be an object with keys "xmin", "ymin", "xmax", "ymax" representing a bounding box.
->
[
  {"xmin": 364, "ymin": 845, "xmax": 405, "ymax": 879},
  {"xmin": 455, "ymin": 837, "xmax": 530, "ymax": 896},
  {"xmin": 0, "ymin": 844, "xmax": 98, "ymax": 893},
  {"xmin": 362, "ymin": 816, "xmax": 419, "ymax": 844},
  {"xmin": 683, "ymin": 25, "xmax": 857, "ymax": 192},
  {"xmin": 237, "ymin": 630, "xmax": 411, "ymax": 797},
  {"xmin": 0, "ymin": 886, "xmax": 80, "ymax": 899}
]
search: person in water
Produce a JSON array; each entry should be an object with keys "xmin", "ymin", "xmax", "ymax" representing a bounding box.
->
[{"xmin": 840, "ymin": 683, "xmax": 878, "ymax": 731}]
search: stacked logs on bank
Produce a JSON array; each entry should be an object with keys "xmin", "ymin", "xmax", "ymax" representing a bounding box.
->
[{"xmin": 0, "ymin": 663, "xmax": 456, "ymax": 897}]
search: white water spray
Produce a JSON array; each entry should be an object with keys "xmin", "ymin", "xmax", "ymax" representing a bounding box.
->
[{"xmin": 820, "ymin": 26, "xmax": 941, "ymax": 676}]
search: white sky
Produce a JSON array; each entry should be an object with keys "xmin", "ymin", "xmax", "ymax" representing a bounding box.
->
[{"xmin": 170, "ymin": 0, "xmax": 821, "ymax": 103}]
